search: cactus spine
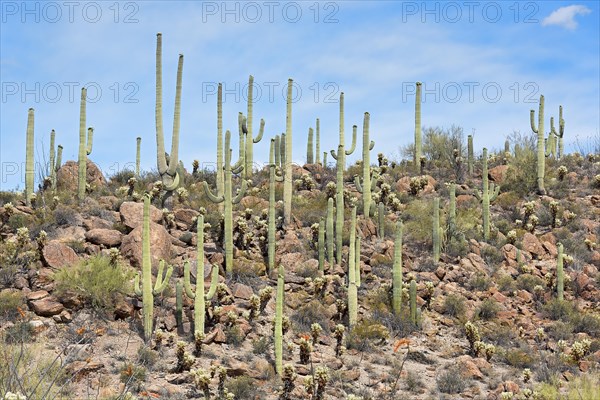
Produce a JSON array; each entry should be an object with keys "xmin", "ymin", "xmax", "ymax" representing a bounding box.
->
[
  {"xmin": 348, "ymin": 205, "xmax": 358, "ymax": 327},
  {"xmin": 414, "ymin": 82, "xmax": 422, "ymax": 169},
  {"xmin": 318, "ymin": 218, "xmax": 325, "ymax": 273},
  {"xmin": 275, "ymin": 265, "xmax": 284, "ymax": 375},
  {"xmin": 134, "ymin": 194, "xmax": 173, "ymax": 343},
  {"xmin": 335, "ymin": 144, "xmax": 344, "ymax": 264},
  {"xmin": 326, "ymin": 197, "xmax": 334, "ymax": 264},
  {"xmin": 392, "ymin": 221, "xmax": 403, "ymax": 315},
  {"xmin": 245, "ymin": 75, "xmax": 264, "ymax": 177},
  {"xmin": 467, "ymin": 134, "xmax": 474, "ymax": 176},
  {"xmin": 410, "ymin": 280, "xmax": 417, "ymax": 324},
  {"xmin": 136, "ymin": 137, "xmax": 141, "ymax": 177},
  {"xmin": 433, "ymin": 197, "xmax": 441, "ymax": 263},
  {"xmin": 268, "ymin": 138, "xmax": 284, "ymax": 273},
  {"xmin": 78, "ymin": 88, "xmax": 93, "ymax": 202},
  {"xmin": 557, "ymin": 243, "xmax": 564, "ymax": 301},
  {"xmin": 377, "ymin": 202, "xmax": 385, "ymax": 238},
  {"xmin": 283, "ymin": 79, "xmax": 293, "ymax": 226},
  {"xmin": 155, "ymin": 33, "xmax": 183, "ymax": 198},
  {"xmin": 25, "ymin": 108, "xmax": 34, "ymax": 205},
  {"xmin": 354, "ymin": 112, "xmax": 375, "ymax": 217},
  {"xmin": 183, "ymin": 214, "xmax": 219, "ymax": 337},
  {"xmin": 530, "ymin": 95, "xmax": 546, "ymax": 195},
  {"xmin": 307, "ymin": 127, "xmax": 314, "ymax": 164},
  {"xmin": 316, "ymin": 118, "xmax": 321, "ymax": 165},
  {"xmin": 474, "ymin": 148, "xmax": 499, "ymax": 241},
  {"xmin": 203, "ymin": 130, "xmax": 247, "ymax": 275}
]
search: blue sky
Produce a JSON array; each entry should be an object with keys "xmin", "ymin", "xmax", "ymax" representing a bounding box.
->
[{"xmin": 1, "ymin": 1, "xmax": 598, "ymax": 191}]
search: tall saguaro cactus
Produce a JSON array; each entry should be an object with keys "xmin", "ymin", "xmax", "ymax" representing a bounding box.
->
[
  {"xmin": 335, "ymin": 145, "xmax": 345, "ymax": 263},
  {"xmin": 283, "ymin": 79, "xmax": 293, "ymax": 226},
  {"xmin": 530, "ymin": 95, "xmax": 546, "ymax": 195},
  {"xmin": 473, "ymin": 148, "xmax": 499, "ymax": 241},
  {"xmin": 433, "ymin": 197, "xmax": 441, "ymax": 263},
  {"xmin": 354, "ymin": 112, "xmax": 375, "ymax": 217},
  {"xmin": 134, "ymin": 194, "xmax": 173, "ymax": 343},
  {"xmin": 315, "ymin": 118, "xmax": 321, "ymax": 165},
  {"xmin": 203, "ymin": 131, "xmax": 248, "ymax": 275},
  {"xmin": 467, "ymin": 134, "xmax": 474, "ymax": 176},
  {"xmin": 551, "ymin": 105, "xmax": 565, "ymax": 159},
  {"xmin": 78, "ymin": 88, "xmax": 94, "ymax": 202},
  {"xmin": 48, "ymin": 129, "xmax": 62, "ymax": 191},
  {"xmin": 306, "ymin": 127, "xmax": 314, "ymax": 164},
  {"xmin": 216, "ymin": 83, "xmax": 224, "ymax": 211},
  {"xmin": 318, "ymin": 219, "xmax": 325, "ymax": 273},
  {"xmin": 330, "ymin": 92, "xmax": 357, "ymax": 167},
  {"xmin": 155, "ymin": 33, "xmax": 183, "ymax": 199},
  {"xmin": 392, "ymin": 221, "xmax": 403, "ymax": 315},
  {"xmin": 414, "ymin": 82, "xmax": 422, "ymax": 169},
  {"xmin": 326, "ymin": 197, "xmax": 334, "ymax": 264},
  {"xmin": 183, "ymin": 214, "xmax": 219, "ymax": 337},
  {"xmin": 268, "ymin": 138, "xmax": 284, "ymax": 273},
  {"xmin": 245, "ymin": 75, "xmax": 265, "ymax": 177},
  {"xmin": 348, "ymin": 205, "xmax": 358, "ymax": 327},
  {"xmin": 448, "ymin": 183, "xmax": 457, "ymax": 230},
  {"xmin": 136, "ymin": 137, "xmax": 142, "ymax": 177},
  {"xmin": 275, "ymin": 265, "xmax": 285, "ymax": 375},
  {"xmin": 25, "ymin": 108, "xmax": 34, "ymax": 205},
  {"xmin": 557, "ymin": 243, "xmax": 564, "ymax": 301}
]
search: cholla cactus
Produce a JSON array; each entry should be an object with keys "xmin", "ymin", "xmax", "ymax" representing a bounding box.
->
[
  {"xmin": 248, "ymin": 294, "xmax": 260, "ymax": 321},
  {"xmin": 522, "ymin": 201, "xmax": 536, "ymax": 228},
  {"xmin": 175, "ymin": 341, "xmax": 194, "ymax": 372},
  {"xmin": 535, "ymin": 327, "xmax": 545, "ymax": 342},
  {"xmin": 593, "ymin": 174, "xmax": 600, "ymax": 189},
  {"xmin": 16, "ymin": 227, "xmax": 29, "ymax": 247},
  {"xmin": 310, "ymin": 323, "xmax": 322, "ymax": 345},
  {"xmin": 483, "ymin": 343, "xmax": 495, "ymax": 361},
  {"xmin": 3, "ymin": 392, "xmax": 27, "ymax": 400},
  {"xmin": 279, "ymin": 364, "xmax": 296, "ymax": 400},
  {"xmin": 557, "ymin": 166, "xmax": 568, "ymax": 181},
  {"xmin": 36, "ymin": 230, "xmax": 47, "ymax": 249},
  {"xmin": 191, "ymin": 368, "xmax": 211, "ymax": 399},
  {"xmin": 507, "ymin": 230, "xmax": 517, "ymax": 244},
  {"xmin": 294, "ymin": 174, "xmax": 316, "ymax": 191},
  {"xmin": 523, "ymin": 368, "xmax": 532, "ymax": 383},
  {"xmin": 175, "ymin": 187, "xmax": 189, "ymax": 203},
  {"xmin": 258, "ymin": 286, "xmax": 273, "ymax": 311},
  {"xmin": 571, "ymin": 339, "xmax": 591, "ymax": 362},
  {"xmin": 333, "ymin": 324, "xmax": 345, "ymax": 356},
  {"xmin": 500, "ymin": 392, "xmax": 514, "ymax": 400},
  {"xmin": 549, "ymin": 201, "xmax": 560, "ymax": 228},
  {"xmin": 464, "ymin": 321, "xmax": 480, "ymax": 354},
  {"xmin": 313, "ymin": 366, "xmax": 330, "ymax": 400},
  {"xmin": 299, "ymin": 336, "xmax": 312, "ymax": 364}
]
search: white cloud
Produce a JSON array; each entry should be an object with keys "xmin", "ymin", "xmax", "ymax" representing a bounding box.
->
[{"xmin": 542, "ymin": 5, "xmax": 591, "ymax": 30}]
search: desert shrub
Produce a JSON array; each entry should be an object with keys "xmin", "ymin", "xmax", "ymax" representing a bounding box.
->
[
  {"xmin": 292, "ymin": 193, "xmax": 328, "ymax": 227},
  {"xmin": 53, "ymin": 206, "xmax": 80, "ymax": 226},
  {"xmin": 4, "ymin": 321, "xmax": 34, "ymax": 344},
  {"xmin": 119, "ymin": 362, "xmax": 146, "ymax": 389},
  {"xmin": 0, "ymin": 291, "xmax": 24, "ymax": 320},
  {"xmin": 346, "ymin": 319, "xmax": 390, "ymax": 352},
  {"xmin": 497, "ymin": 275, "xmax": 516, "ymax": 293},
  {"xmin": 480, "ymin": 245, "xmax": 504, "ymax": 270},
  {"xmin": 502, "ymin": 131, "xmax": 537, "ymax": 196},
  {"xmin": 476, "ymin": 298, "xmax": 500, "ymax": 320},
  {"xmin": 251, "ymin": 337, "xmax": 269, "ymax": 355},
  {"xmin": 372, "ymin": 308, "xmax": 419, "ymax": 337},
  {"xmin": 405, "ymin": 370, "xmax": 424, "ymax": 393},
  {"xmin": 481, "ymin": 324, "xmax": 516, "ymax": 347},
  {"xmin": 291, "ymin": 300, "xmax": 331, "ymax": 333},
  {"xmin": 536, "ymin": 373, "xmax": 600, "ymax": 400},
  {"xmin": 516, "ymin": 274, "xmax": 545, "ymax": 292},
  {"xmin": 547, "ymin": 321, "xmax": 574, "ymax": 341},
  {"xmin": 503, "ymin": 348, "xmax": 535, "ymax": 368},
  {"xmin": 403, "ymin": 199, "xmax": 438, "ymax": 247},
  {"xmin": 65, "ymin": 239, "xmax": 86, "ymax": 254},
  {"xmin": 436, "ymin": 366, "xmax": 466, "ymax": 394},
  {"xmin": 225, "ymin": 325, "xmax": 244, "ymax": 347},
  {"xmin": 6, "ymin": 213, "xmax": 34, "ymax": 231},
  {"xmin": 225, "ymin": 376, "xmax": 259, "ymax": 399},
  {"xmin": 136, "ymin": 346, "xmax": 158, "ymax": 369},
  {"xmin": 570, "ymin": 312, "xmax": 600, "ymax": 337},
  {"xmin": 468, "ymin": 273, "xmax": 491, "ymax": 291},
  {"xmin": 443, "ymin": 294, "xmax": 466, "ymax": 318},
  {"xmin": 543, "ymin": 299, "xmax": 575, "ymax": 321},
  {"xmin": 53, "ymin": 255, "xmax": 133, "ymax": 313}
]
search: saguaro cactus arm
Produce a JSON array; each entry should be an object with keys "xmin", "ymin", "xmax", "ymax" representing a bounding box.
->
[
  {"xmin": 25, "ymin": 108, "xmax": 34, "ymax": 205},
  {"xmin": 153, "ymin": 259, "xmax": 173, "ymax": 295}
]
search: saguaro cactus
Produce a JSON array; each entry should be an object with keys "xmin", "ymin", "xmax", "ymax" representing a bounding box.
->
[
  {"xmin": 315, "ymin": 118, "xmax": 321, "ymax": 165},
  {"xmin": 318, "ymin": 219, "xmax": 325, "ymax": 273},
  {"xmin": 433, "ymin": 197, "xmax": 441, "ymax": 263},
  {"xmin": 134, "ymin": 194, "xmax": 174, "ymax": 343},
  {"xmin": 557, "ymin": 243, "xmax": 564, "ymax": 301},
  {"xmin": 354, "ymin": 112, "xmax": 375, "ymax": 217},
  {"xmin": 335, "ymin": 145, "xmax": 345, "ymax": 263},
  {"xmin": 414, "ymin": 82, "xmax": 422, "ymax": 169},
  {"xmin": 155, "ymin": 33, "xmax": 183, "ymax": 199},
  {"xmin": 183, "ymin": 214, "xmax": 219, "ymax": 337},
  {"xmin": 355, "ymin": 236, "xmax": 361, "ymax": 288},
  {"xmin": 216, "ymin": 83, "xmax": 224, "ymax": 211},
  {"xmin": 204, "ymin": 131, "xmax": 247, "ymax": 275},
  {"xmin": 347, "ymin": 205, "xmax": 358, "ymax": 327},
  {"xmin": 392, "ymin": 221, "xmax": 403, "ymax": 315},
  {"xmin": 467, "ymin": 134, "xmax": 474, "ymax": 176},
  {"xmin": 283, "ymin": 79, "xmax": 293, "ymax": 226},
  {"xmin": 410, "ymin": 280, "xmax": 417, "ymax": 325},
  {"xmin": 25, "ymin": 108, "xmax": 34, "ymax": 205},
  {"xmin": 473, "ymin": 148, "xmax": 499, "ymax": 241},
  {"xmin": 275, "ymin": 265, "xmax": 285, "ymax": 375},
  {"xmin": 551, "ymin": 105, "xmax": 565, "ymax": 159},
  {"xmin": 307, "ymin": 127, "xmax": 314, "ymax": 164},
  {"xmin": 330, "ymin": 92, "xmax": 357, "ymax": 167},
  {"xmin": 326, "ymin": 197, "xmax": 334, "ymax": 264},
  {"xmin": 244, "ymin": 75, "xmax": 265, "ymax": 177},
  {"xmin": 48, "ymin": 130, "xmax": 62, "ymax": 191},
  {"xmin": 377, "ymin": 202, "xmax": 385, "ymax": 238},
  {"xmin": 268, "ymin": 138, "xmax": 284, "ymax": 273},
  {"xmin": 530, "ymin": 95, "xmax": 546, "ymax": 195},
  {"xmin": 78, "ymin": 88, "xmax": 94, "ymax": 202},
  {"xmin": 136, "ymin": 137, "xmax": 141, "ymax": 177},
  {"xmin": 448, "ymin": 183, "xmax": 456, "ymax": 230}
]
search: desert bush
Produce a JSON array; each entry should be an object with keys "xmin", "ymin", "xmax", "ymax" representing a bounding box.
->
[
  {"xmin": 516, "ymin": 274, "xmax": 545, "ymax": 292},
  {"xmin": 503, "ymin": 348, "xmax": 535, "ymax": 368},
  {"xmin": 0, "ymin": 291, "xmax": 24, "ymax": 320},
  {"xmin": 543, "ymin": 299, "xmax": 575, "ymax": 321},
  {"xmin": 501, "ymin": 131, "xmax": 537, "ymax": 196},
  {"xmin": 443, "ymin": 294, "xmax": 466, "ymax": 318},
  {"xmin": 252, "ymin": 337, "xmax": 269, "ymax": 355},
  {"xmin": 468, "ymin": 273, "xmax": 491, "ymax": 291},
  {"xmin": 346, "ymin": 319, "xmax": 390, "ymax": 352},
  {"xmin": 53, "ymin": 255, "xmax": 133, "ymax": 314},
  {"xmin": 436, "ymin": 366, "xmax": 466, "ymax": 394},
  {"xmin": 547, "ymin": 321, "xmax": 574, "ymax": 341},
  {"xmin": 497, "ymin": 275, "xmax": 516, "ymax": 293},
  {"xmin": 404, "ymin": 370, "xmax": 424, "ymax": 393},
  {"xmin": 476, "ymin": 298, "xmax": 500, "ymax": 320},
  {"xmin": 570, "ymin": 312, "xmax": 600, "ymax": 338},
  {"xmin": 225, "ymin": 376, "xmax": 260, "ymax": 399},
  {"xmin": 291, "ymin": 300, "xmax": 331, "ymax": 333}
]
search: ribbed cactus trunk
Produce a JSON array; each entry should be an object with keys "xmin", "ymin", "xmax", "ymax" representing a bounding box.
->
[
  {"xmin": 433, "ymin": 197, "xmax": 440, "ymax": 263},
  {"xmin": 347, "ymin": 206, "xmax": 358, "ymax": 327},
  {"xmin": 551, "ymin": 105, "xmax": 565, "ymax": 159},
  {"xmin": 318, "ymin": 219, "xmax": 325, "ymax": 273},
  {"xmin": 134, "ymin": 194, "xmax": 173, "ymax": 343},
  {"xmin": 274, "ymin": 135, "xmax": 281, "ymax": 169},
  {"xmin": 414, "ymin": 82, "xmax": 422, "ymax": 169},
  {"xmin": 25, "ymin": 108, "xmax": 34, "ymax": 205},
  {"xmin": 557, "ymin": 243, "xmax": 564, "ymax": 301},
  {"xmin": 467, "ymin": 134, "xmax": 474, "ymax": 176},
  {"xmin": 78, "ymin": 88, "xmax": 93, "ymax": 202},
  {"xmin": 410, "ymin": 280, "xmax": 417, "ymax": 324},
  {"xmin": 392, "ymin": 221, "xmax": 403, "ymax": 315},
  {"xmin": 49, "ymin": 130, "xmax": 63, "ymax": 191},
  {"xmin": 283, "ymin": 79, "xmax": 293, "ymax": 226},
  {"xmin": 335, "ymin": 145, "xmax": 344, "ymax": 264},
  {"xmin": 275, "ymin": 265, "xmax": 284, "ymax": 375},
  {"xmin": 354, "ymin": 112, "xmax": 375, "ymax": 217},
  {"xmin": 326, "ymin": 197, "xmax": 334, "ymax": 264},
  {"xmin": 355, "ymin": 236, "xmax": 361, "ymax": 288},
  {"xmin": 155, "ymin": 33, "xmax": 183, "ymax": 200},
  {"xmin": 244, "ymin": 75, "xmax": 264, "ymax": 177},
  {"xmin": 377, "ymin": 202, "xmax": 385, "ymax": 238},
  {"xmin": 307, "ymin": 127, "xmax": 314, "ymax": 164},
  {"xmin": 475, "ymin": 148, "xmax": 499, "ymax": 241},
  {"xmin": 316, "ymin": 118, "xmax": 321, "ymax": 165},
  {"xmin": 268, "ymin": 138, "xmax": 283, "ymax": 273},
  {"xmin": 449, "ymin": 183, "xmax": 456, "ymax": 230},
  {"xmin": 136, "ymin": 137, "xmax": 141, "ymax": 177},
  {"xmin": 530, "ymin": 95, "xmax": 546, "ymax": 195},
  {"xmin": 216, "ymin": 84, "xmax": 224, "ymax": 212}
]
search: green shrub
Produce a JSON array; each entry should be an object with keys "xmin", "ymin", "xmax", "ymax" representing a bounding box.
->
[
  {"xmin": 4, "ymin": 321, "xmax": 34, "ymax": 344},
  {"xmin": 225, "ymin": 376, "xmax": 259, "ymax": 399},
  {"xmin": 497, "ymin": 275, "xmax": 516, "ymax": 293},
  {"xmin": 291, "ymin": 300, "xmax": 331, "ymax": 333},
  {"xmin": 443, "ymin": 294, "xmax": 466, "ymax": 318},
  {"xmin": 543, "ymin": 299, "xmax": 575, "ymax": 321},
  {"xmin": 504, "ymin": 348, "xmax": 535, "ymax": 368},
  {"xmin": 476, "ymin": 298, "xmax": 500, "ymax": 320},
  {"xmin": 0, "ymin": 290, "xmax": 25, "ymax": 320},
  {"xmin": 53, "ymin": 255, "xmax": 133, "ymax": 313},
  {"xmin": 136, "ymin": 346, "xmax": 158, "ymax": 369},
  {"xmin": 570, "ymin": 312, "xmax": 600, "ymax": 337},
  {"xmin": 346, "ymin": 319, "xmax": 390, "ymax": 352},
  {"xmin": 436, "ymin": 366, "xmax": 466, "ymax": 394},
  {"xmin": 119, "ymin": 362, "xmax": 146, "ymax": 388},
  {"xmin": 251, "ymin": 337, "xmax": 269, "ymax": 355},
  {"xmin": 516, "ymin": 274, "xmax": 545, "ymax": 292},
  {"xmin": 468, "ymin": 273, "xmax": 491, "ymax": 291}
]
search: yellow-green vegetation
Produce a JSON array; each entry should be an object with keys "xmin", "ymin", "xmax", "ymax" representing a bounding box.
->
[
  {"xmin": 0, "ymin": 290, "xmax": 25, "ymax": 320},
  {"xmin": 53, "ymin": 255, "xmax": 134, "ymax": 313},
  {"xmin": 536, "ymin": 372, "xmax": 600, "ymax": 400}
]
